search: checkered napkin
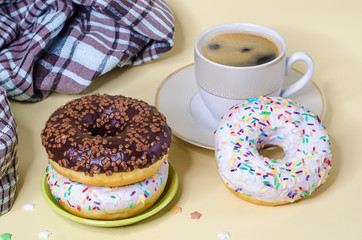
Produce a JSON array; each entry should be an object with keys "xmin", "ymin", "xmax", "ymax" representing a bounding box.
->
[
  {"xmin": 0, "ymin": 0, "xmax": 175, "ymax": 101},
  {"xmin": 0, "ymin": 86, "xmax": 18, "ymax": 215}
]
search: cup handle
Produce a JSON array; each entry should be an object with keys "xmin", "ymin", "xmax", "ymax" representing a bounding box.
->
[{"xmin": 280, "ymin": 52, "xmax": 314, "ymax": 98}]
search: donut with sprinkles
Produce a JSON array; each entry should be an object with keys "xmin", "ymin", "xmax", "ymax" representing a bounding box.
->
[
  {"xmin": 41, "ymin": 93, "xmax": 171, "ymax": 187},
  {"xmin": 46, "ymin": 159, "xmax": 169, "ymax": 220},
  {"xmin": 214, "ymin": 96, "xmax": 332, "ymax": 205}
]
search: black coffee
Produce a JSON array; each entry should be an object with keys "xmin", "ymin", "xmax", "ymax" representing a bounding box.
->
[{"xmin": 200, "ymin": 33, "xmax": 279, "ymax": 67}]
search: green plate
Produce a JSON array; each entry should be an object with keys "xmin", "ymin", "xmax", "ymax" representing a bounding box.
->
[{"xmin": 41, "ymin": 162, "xmax": 179, "ymax": 227}]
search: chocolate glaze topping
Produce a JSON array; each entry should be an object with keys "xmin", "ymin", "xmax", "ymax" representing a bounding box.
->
[{"xmin": 41, "ymin": 94, "xmax": 171, "ymax": 176}]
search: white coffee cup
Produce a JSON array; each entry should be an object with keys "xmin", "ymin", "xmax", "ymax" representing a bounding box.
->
[{"xmin": 194, "ymin": 22, "xmax": 314, "ymax": 120}]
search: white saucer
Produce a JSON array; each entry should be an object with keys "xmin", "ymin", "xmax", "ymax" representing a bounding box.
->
[{"xmin": 153, "ymin": 63, "xmax": 326, "ymax": 150}]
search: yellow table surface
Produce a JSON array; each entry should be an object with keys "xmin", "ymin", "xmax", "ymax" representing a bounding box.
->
[{"xmin": 1, "ymin": 0, "xmax": 361, "ymax": 239}]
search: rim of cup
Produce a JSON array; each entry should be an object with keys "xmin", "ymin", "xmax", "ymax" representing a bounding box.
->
[{"xmin": 194, "ymin": 22, "xmax": 286, "ymax": 70}]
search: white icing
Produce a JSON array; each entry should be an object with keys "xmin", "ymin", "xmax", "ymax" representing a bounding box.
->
[
  {"xmin": 46, "ymin": 159, "xmax": 168, "ymax": 211},
  {"xmin": 215, "ymin": 97, "xmax": 331, "ymax": 203}
]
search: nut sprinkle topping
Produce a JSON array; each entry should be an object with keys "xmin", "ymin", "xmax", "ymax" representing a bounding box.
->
[{"xmin": 41, "ymin": 94, "xmax": 171, "ymax": 175}]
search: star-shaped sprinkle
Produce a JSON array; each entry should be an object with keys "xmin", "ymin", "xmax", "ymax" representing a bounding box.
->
[
  {"xmin": 0, "ymin": 233, "xmax": 12, "ymax": 240},
  {"xmin": 190, "ymin": 211, "xmax": 202, "ymax": 219},
  {"xmin": 23, "ymin": 203, "xmax": 35, "ymax": 211},
  {"xmin": 170, "ymin": 206, "xmax": 182, "ymax": 214},
  {"xmin": 217, "ymin": 231, "xmax": 230, "ymax": 240},
  {"xmin": 39, "ymin": 231, "xmax": 51, "ymax": 239}
]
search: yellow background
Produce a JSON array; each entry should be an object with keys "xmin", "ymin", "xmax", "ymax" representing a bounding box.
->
[{"xmin": 1, "ymin": 0, "xmax": 361, "ymax": 239}]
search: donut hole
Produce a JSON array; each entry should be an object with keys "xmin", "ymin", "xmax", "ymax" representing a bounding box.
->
[
  {"xmin": 82, "ymin": 110, "xmax": 126, "ymax": 138},
  {"xmin": 87, "ymin": 122, "xmax": 118, "ymax": 138},
  {"xmin": 258, "ymin": 144, "xmax": 285, "ymax": 160}
]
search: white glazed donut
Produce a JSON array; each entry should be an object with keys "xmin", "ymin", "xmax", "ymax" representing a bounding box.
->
[
  {"xmin": 46, "ymin": 159, "xmax": 169, "ymax": 219},
  {"xmin": 214, "ymin": 96, "xmax": 332, "ymax": 206}
]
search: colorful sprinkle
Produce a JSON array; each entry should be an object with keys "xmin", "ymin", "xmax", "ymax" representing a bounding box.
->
[
  {"xmin": 190, "ymin": 211, "xmax": 202, "ymax": 220},
  {"xmin": 0, "ymin": 233, "xmax": 12, "ymax": 240}
]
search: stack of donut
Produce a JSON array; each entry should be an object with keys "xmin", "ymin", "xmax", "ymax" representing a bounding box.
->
[{"xmin": 41, "ymin": 94, "xmax": 172, "ymax": 219}]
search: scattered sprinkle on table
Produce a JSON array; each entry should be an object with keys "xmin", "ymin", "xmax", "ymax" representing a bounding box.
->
[
  {"xmin": 0, "ymin": 233, "xmax": 12, "ymax": 240},
  {"xmin": 23, "ymin": 203, "xmax": 35, "ymax": 211},
  {"xmin": 217, "ymin": 231, "xmax": 230, "ymax": 240},
  {"xmin": 170, "ymin": 206, "xmax": 182, "ymax": 214},
  {"xmin": 190, "ymin": 211, "xmax": 202, "ymax": 219},
  {"xmin": 39, "ymin": 231, "xmax": 51, "ymax": 239}
]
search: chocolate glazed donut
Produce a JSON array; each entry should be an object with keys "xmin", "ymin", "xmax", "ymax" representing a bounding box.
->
[{"xmin": 41, "ymin": 94, "xmax": 172, "ymax": 186}]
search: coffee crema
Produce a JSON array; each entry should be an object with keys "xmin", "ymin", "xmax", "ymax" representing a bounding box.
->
[{"xmin": 200, "ymin": 33, "xmax": 279, "ymax": 67}]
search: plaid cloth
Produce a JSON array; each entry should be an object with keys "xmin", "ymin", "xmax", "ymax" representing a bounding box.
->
[
  {"xmin": 0, "ymin": 86, "xmax": 18, "ymax": 215},
  {"xmin": 0, "ymin": 0, "xmax": 175, "ymax": 101}
]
